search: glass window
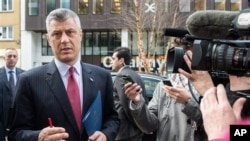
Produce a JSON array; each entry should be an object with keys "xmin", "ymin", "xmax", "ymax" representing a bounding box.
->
[
  {"xmin": 28, "ymin": 0, "xmax": 38, "ymax": 15},
  {"xmin": 100, "ymin": 32, "xmax": 108, "ymax": 55},
  {"xmin": 111, "ymin": 0, "xmax": 121, "ymax": 13},
  {"xmin": 60, "ymin": 0, "xmax": 70, "ymax": 8},
  {"xmin": 0, "ymin": 0, "xmax": 13, "ymax": 11},
  {"xmin": 179, "ymin": 0, "xmax": 190, "ymax": 12},
  {"xmin": 78, "ymin": 0, "xmax": 88, "ymax": 14},
  {"xmin": 93, "ymin": 0, "xmax": 103, "ymax": 14},
  {"xmin": 164, "ymin": 0, "xmax": 171, "ymax": 12},
  {"xmin": 46, "ymin": 0, "xmax": 56, "ymax": 14},
  {"xmin": 214, "ymin": 0, "xmax": 225, "ymax": 10},
  {"xmin": 231, "ymin": 0, "xmax": 241, "ymax": 11},
  {"xmin": 42, "ymin": 34, "xmax": 53, "ymax": 56},
  {"xmin": 41, "ymin": 33, "xmax": 53, "ymax": 56},
  {"xmin": 82, "ymin": 31, "xmax": 121, "ymax": 55},
  {"xmin": 195, "ymin": 0, "xmax": 205, "ymax": 10},
  {"xmin": 127, "ymin": 0, "xmax": 134, "ymax": 14},
  {"xmin": 0, "ymin": 26, "xmax": 13, "ymax": 40},
  {"xmin": 83, "ymin": 32, "xmax": 93, "ymax": 55}
]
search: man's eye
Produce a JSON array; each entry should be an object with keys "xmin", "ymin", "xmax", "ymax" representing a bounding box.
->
[
  {"xmin": 52, "ymin": 32, "xmax": 61, "ymax": 37},
  {"xmin": 67, "ymin": 30, "xmax": 76, "ymax": 36}
]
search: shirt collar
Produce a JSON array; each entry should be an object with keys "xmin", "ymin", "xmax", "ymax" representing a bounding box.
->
[
  {"xmin": 54, "ymin": 58, "xmax": 81, "ymax": 77},
  {"xmin": 5, "ymin": 66, "xmax": 16, "ymax": 73}
]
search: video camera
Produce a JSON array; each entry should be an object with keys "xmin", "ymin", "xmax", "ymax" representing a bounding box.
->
[{"xmin": 167, "ymin": 8, "xmax": 250, "ymax": 77}]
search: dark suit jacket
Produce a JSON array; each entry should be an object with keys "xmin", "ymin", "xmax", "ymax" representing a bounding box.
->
[
  {"xmin": 0, "ymin": 79, "xmax": 7, "ymax": 141},
  {"xmin": 8, "ymin": 61, "xmax": 119, "ymax": 141},
  {"xmin": 0, "ymin": 67, "xmax": 24, "ymax": 141},
  {"xmin": 113, "ymin": 66, "xmax": 147, "ymax": 140}
]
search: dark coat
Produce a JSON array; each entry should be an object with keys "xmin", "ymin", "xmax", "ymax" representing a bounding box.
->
[
  {"xmin": 0, "ymin": 67, "xmax": 24, "ymax": 141},
  {"xmin": 8, "ymin": 61, "xmax": 119, "ymax": 141},
  {"xmin": 113, "ymin": 66, "xmax": 147, "ymax": 140}
]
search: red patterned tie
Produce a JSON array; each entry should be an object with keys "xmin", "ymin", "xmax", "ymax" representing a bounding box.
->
[{"xmin": 67, "ymin": 67, "xmax": 81, "ymax": 130}]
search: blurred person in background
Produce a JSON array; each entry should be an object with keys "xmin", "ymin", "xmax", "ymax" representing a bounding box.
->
[
  {"xmin": 111, "ymin": 47, "xmax": 148, "ymax": 141},
  {"xmin": 0, "ymin": 48, "xmax": 25, "ymax": 141}
]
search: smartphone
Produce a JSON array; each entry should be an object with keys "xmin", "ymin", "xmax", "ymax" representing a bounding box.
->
[
  {"xmin": 163, "ymin": 79, "xmax": 172, "ymax": 86},
  {"xmin": 122, "ymin": 75, "xmax": 134, "ymax": 84}
]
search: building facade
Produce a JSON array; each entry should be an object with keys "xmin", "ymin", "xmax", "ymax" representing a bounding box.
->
[
  {"xmin": 0, "ymin": 0, "xmax": 21, "ymax": 66},
  {"xmin": 0, "ymin": 0, "xmax": 247, "ymax": 71}
]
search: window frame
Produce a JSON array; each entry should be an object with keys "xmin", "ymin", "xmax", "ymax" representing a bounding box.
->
[
  {"xmin": 0, "ymin": 0, "xmax": 13, "ymax": 12},
  {"xmin": 0, "ymin": 26, "xmax": 13, "ymax": 40}
]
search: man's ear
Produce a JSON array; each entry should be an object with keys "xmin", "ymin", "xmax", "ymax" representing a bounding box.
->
[{"xmin": 119, "ymin": 58, "xmax": 125, "ymax": 65}]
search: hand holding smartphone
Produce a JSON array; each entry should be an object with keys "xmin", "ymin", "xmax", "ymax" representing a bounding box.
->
[
  {"xmin": 122, "ymin": 75, "xmax": 134, "ymax": 84},
  {"xmin": 163, "ymin": 79, "xmax": 173, "ymax": 86}
]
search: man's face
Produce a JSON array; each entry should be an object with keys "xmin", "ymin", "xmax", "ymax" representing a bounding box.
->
[
  {"xmin": 46, "ymin": 18, "xmax": 82, "ymax": 65},
  {"xmin": 111, "ymin": 52, "xmax": 123, "ymax": 72},
  {"xmin": 4, "ymin": 49, "xmax": 18, "ymax": 69}
]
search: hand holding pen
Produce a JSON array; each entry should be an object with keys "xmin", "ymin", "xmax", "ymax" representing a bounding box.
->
[{"xmin": 37, "ymin": 118, "xmax": 69, "ymax": 141}]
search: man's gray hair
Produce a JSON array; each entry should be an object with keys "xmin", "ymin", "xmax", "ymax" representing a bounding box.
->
[{"xmin": 45, "ymin": 8, "xmax": 81, "ymax": 31}]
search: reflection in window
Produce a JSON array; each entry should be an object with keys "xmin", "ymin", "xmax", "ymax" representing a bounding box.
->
[
  {"xmin": 78, "ymin": 0, "xmax": 88, "ymax": 14},
  {"xmin": 0, "ymin": 0, "xmax": 12, "ymax": 11},
  {"xmin": 28, "ymin": 0, "xmax": 38, "ymax": 15},
  {"xmin": 231, "ymin": 0, "xmax": 241, "ymax": 11},
  {"xmin": 195, "ymin": 0, "xmax": 205, "ymax": 10},
  {"xmin": 46, "ymin": 0, "xmax": 56, "ymax": 14},
  {"xmin": 111, "ymin": 0, "xmax": 121, "ymax": 13},
  {"xmin": 60, "ymin": 0, "xmax": 70, "ymax": 8},
  {"xmin": 214, "ymin": 0, "xmax": 225, "ymax": 10},
  {"xmin": 0, "ymin": 26, "xmax": 13, "ymax": 40},
  {"xmin": 93, "ymin": 0, "xmax": 103, "ymax": 14},
  {"xmin": 179, "ymin": 0, "xmax": 190, "ymax": 12}
]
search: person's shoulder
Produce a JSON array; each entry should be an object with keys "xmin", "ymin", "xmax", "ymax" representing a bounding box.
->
[
  {"xmin": 19, "ymin": 65, "xmax": 48, "ymax": 77},
  {"xmin": 16, "ymin": 67, "xmax": 26, "ymax": 73}
]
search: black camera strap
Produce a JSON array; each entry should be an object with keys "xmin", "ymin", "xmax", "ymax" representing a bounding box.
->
[{"xmin": 188, "ymin": 80, "xmax": 200, "ymax": 104}]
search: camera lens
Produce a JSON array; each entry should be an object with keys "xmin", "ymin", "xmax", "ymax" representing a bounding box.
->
[
  {"xmin": 212, "ymin": 44, "xmax": 234, "ymax": 71},
  {"xmin": 167, "ymin": 47, "xmax": 191, "ymax": 73}
]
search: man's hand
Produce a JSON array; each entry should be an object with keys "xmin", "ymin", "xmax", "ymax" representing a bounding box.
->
[
  {"xmin": 88, "ymin": 131, "xmax": 107, "ymax": 141},
  {"xmin": 124, "ymin": 82, "xmax": 142, "ymax": 105},
  {"xmin": 162, "ymin": 85, "xmax": 191, "ymax": 104},
  {"xmin": 200, "ymin": 84, "xmax": 246, "ymax": 140},
  {"xmin": 38, "ymin": 127, "xmax": 69, "ymax": 141},
  {"xmin": 179, "ymin": 50, "xmax": 214, "ymax": 96}
]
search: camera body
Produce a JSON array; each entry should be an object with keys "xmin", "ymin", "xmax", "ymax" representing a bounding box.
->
[{"xmin": 167, "ymin": 8, "xmax": 250, "ymax": 77}]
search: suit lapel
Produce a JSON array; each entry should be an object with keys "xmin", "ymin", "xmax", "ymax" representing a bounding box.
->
[
  {"xmin": 81, "ymin": 63, "xmax": 96, "ymax": 117},
  {"xmin": 45, "ymin": 61, "xmax": 80, "ymax": 134},
  {"xmin": 0, "ymin": 67, "xmax": 10, "ymax": 90}
]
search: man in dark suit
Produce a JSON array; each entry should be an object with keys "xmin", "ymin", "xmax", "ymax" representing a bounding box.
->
[
  {"xmin": 8, "ymin": 8, "xmax": 119, "ymax": 141},
  {"xmin": 111, "ymin": 47, "xmax": 148, "ymax": 141},
  {"xmin": 0, "ymin": 48, "xmax": 25, "ymax": 141}
]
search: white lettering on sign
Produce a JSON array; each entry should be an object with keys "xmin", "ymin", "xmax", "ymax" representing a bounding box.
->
[
  {"xmin": 145, "ymin": 3, "xmax": 155, "ymax": 13},
  {"xmin": 101, "ymin": 56, "xmax": 165, "ymax": 71}
]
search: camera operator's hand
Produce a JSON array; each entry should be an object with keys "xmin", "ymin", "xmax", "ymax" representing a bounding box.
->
[
  {"xmin": 178, "ymin": 50, "xmax": 214, "ymax": 96},
  {"xmin": 200, "ymin": 84, "xmax": 246, "ymax": 140}
]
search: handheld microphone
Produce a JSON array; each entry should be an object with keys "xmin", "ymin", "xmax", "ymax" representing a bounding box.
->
[{"xmin": 186, "ymin": 10, "xmax": 239, "ymax": 40}]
